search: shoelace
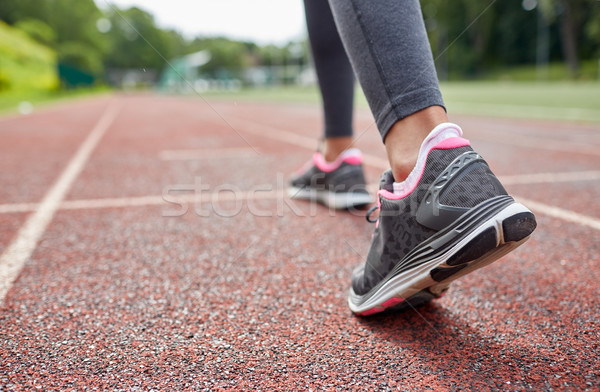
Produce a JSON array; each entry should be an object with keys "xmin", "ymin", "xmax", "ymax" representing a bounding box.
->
[{"xmin": 366, "ymin": 205, "xmax": 379, "ymax": 223}]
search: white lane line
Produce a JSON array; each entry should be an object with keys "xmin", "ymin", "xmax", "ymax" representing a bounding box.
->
[
  {"xmin": 235, "ymin": 117, "xmax": 318, "ymax": 150},
  {"xmin": 1, "ymin": 187, "xmax": 599, "ymax": 233},
  {"xmin": 62, "ymin": 195, "xmax": 165, "ymax": 210},
  {"xmin": 0, "ymin": 191, "xmax": 282, "ymax": 214},
  {"xmin": 223, "ymin": 116, "xmax": 392, "ymax": 169},
  {"xmin": 0, "ymin": 101, "xmax": 120, "ymax": 303},
  {"xmin": 499, "ymin": 170, "xmax": 600, "ymax": 185},
  {"xmin": 223, "ymin": 115, "xmax": 600, "ymax": 170},
  {"xmin": 1, "ymin": 168, "xmax": 598, "ymax": 214},
  {"xmin": 0, "ymin": 109, "xmax": 598, "ymax": 261},
  {"xmin": 516, "ymin": 197, "xmax": 600, "ymax": 232},
  {"xmin": 159, "ymin": 147, "xmax": 260, "ymax": 161},
  {"xmin": 225, "ymin": 117, "xmax": 600, "ymax": 231},
  {"xmin": 0, "ymin": 202, "xmax": 39, "ymax": 214},
  {"xmin": 61, "ymin": 191, "xmax": 278, "ymax": 210}
]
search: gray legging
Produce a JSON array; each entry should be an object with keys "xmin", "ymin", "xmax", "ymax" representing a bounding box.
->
[{"xmin": 303, "ymin": 0, "xmax": 445, "ymax": 141}]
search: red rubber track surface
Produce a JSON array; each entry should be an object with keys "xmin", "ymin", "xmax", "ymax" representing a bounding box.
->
[{"xmin": 1, "ymin": 94, "xmax": 599, "ymax": 391}]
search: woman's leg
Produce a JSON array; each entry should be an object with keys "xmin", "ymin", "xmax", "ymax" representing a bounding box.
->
[
  {"xmin": 288, "ymin": 0, "xmax": 371, "ymax": 209},
  {"xmin": 325, "ymin": 0, "xmax": 537, "ymax": 316},
  {"xmin": 303, "ymin": 0, "xmax": 356, "ymax": 162},
  {"xmin": 327, "ymin": 0, "xmax": 447, "ymax": 180}
]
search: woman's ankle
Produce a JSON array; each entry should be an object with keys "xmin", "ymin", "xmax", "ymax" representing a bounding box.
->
[
  {"xmin": 322, "ymin": 136, "xmax": 354, "ymax": 162},
  {"xmin": 384, "ymin": 106, "xmax": 448, "ymax": 181}
]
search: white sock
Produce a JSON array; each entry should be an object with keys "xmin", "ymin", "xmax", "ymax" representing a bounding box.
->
[{"xmin": 393, "ymin": 123, "xmax": 463, "ymax": 195}]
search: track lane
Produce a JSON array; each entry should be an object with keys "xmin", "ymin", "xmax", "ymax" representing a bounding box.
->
[{"xmin": 1, "ymin": 94, "xmax": 599, "ymax": 390}]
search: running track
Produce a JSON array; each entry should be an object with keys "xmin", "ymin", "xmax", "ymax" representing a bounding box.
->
[{"xmin": 1, "ymin": 94, "xmax": 599, "ymax": 390}]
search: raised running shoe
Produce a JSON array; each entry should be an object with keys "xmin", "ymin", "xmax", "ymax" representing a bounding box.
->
[
  {"xmin": 289, "ymin": 148, "xmax": 373, "ymax": 209},
  {"xmin": 349, "ymin": 123, "xmax": 537, "ymax": 315}
]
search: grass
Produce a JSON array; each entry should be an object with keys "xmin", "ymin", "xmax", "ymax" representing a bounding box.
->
[
  {"xmin": 0, "ymin": 20, "xmax": 108, "ymax": 116},
  {"xmin": 482, "ymin": 60, "xmax": 600, "ymax": 82},
  {"xmin": 440, "ymin": 81, "xmax": 600, "ymax": 123},
  {"xmin": 2, "ymin": 80, "xmax": 598, "ymax": 123},
  {"xmin": 195, "ymin": 85, "xmax": 321, "ymax": 105},
  {"xmin": 198, "ymin": 80, "xmax": 600, "ymax": 123},
  {"xmin": 0, "ymin": 87, "xmax": 111, "ymax": 116}
]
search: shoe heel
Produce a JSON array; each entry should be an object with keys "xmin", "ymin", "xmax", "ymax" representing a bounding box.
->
[
  {"xmin": 446, "ymin": 227, "xmax": 498, "ymax": 266},
  {"xmin": 502, "ymin": 211, "xmax": 537, "ymax": 242}
]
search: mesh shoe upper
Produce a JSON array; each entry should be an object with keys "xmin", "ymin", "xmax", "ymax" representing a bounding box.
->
[
  {"xmin": 290, "ymin": 151, "xmax": 369, "ymax": 195},
  {"xmin": 352, "ymin": 144, "xmax": 508, "ymax": 295}
]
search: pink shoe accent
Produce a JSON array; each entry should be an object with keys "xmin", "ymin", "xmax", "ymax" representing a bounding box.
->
[
  {"xmin": 434, "ymin": 137, "xmax": 470, "ymax": 150},
  {"xmin": 342, "ymin": 154, "xmax": 363, "ymax": 165},
  {"xmin": 313, "ymin": 149, "xmax": 363, "ymax": 173},
  {"xmin": 374, "ymin": 189, "xmax": 382, "ymax": 228},
  {"xmin": 382, "ymin": 297, "xmax": 405, "ymax": 307},
  {"xmin": 379, "ymin": 136, "xmax": 471, "ymax": 201},
  {"xmin": 360, "ymin": 307, "xmax": 384, "ymax": 316}
]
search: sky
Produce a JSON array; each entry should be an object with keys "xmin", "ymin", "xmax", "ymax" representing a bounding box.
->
[{"xmin": 95, "ymin": 0, "xmax": 308, "ymax": 45}]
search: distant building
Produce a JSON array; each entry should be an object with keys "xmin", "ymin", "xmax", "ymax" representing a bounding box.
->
[
  {"xmin": 157, "ymin": 49, "xmax": 314, "ymax": 92},
  {"xmin": 106, "ymin": 68, "xmax": 159, "ymax": 89}
]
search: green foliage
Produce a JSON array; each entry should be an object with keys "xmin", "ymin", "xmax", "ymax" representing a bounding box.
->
[
  {"xmin": 2, "ymin": 0, "xmax": 107, "ymax": 76},
  {"xmin": 14, "ymin": 18, "xmax": 56, "ymax": 47},
  {"xmin": 423, "ymin": 0, "xmax": 600, "ymax": 79},
  {"xmin": 103, "ymin": 7, "xmax": 179, "ymax": 71},
  {"xmin": 0, "ymin": 20, "xmax": 58, "ymax": 92},
  {"xmin": 46, "ymin": 0, "xmax": 107, "ymax": 56},
  {"xmin": 0, "ymin": 0, "xmax": 47, "ymax": 25},
  {"xmin": 185, "ymin": 37, "xmax": 255, "ymax": 77},
  {"xmin": 484, "ymin": 60, "xmax": 599, "ymax": 81},
  {"xmin": 2, "ymin": 0, "xmax": 598, "ymax": 88},
  {"xmin": 257, "ymin": 44, "xmax": 292, "ymax": 67},
  {"xmin": 58, "ymin": 41, "xmax": 104, "ymax": 76}
]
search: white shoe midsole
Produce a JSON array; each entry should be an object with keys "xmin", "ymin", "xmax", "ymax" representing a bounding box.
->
[
  {"xmin": 348, "ymin": 202, "xmax": 532, "ymax": 313},
  {"xmin": 288, "ymin": 186, "xmax": 373, "ymax": 209}
]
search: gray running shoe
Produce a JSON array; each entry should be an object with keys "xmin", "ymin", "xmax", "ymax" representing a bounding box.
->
[
  {"xmin": 289, "ymin": 149, "xmax": 372, "ymax": 209},
  {"xmin": 349, "ymin": 126, "xmax": 536, "ymax": 316}
]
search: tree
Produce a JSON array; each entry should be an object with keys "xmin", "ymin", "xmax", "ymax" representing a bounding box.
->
[
  {"xmin": 538, "ymin": 0, "xmax": 600, "ymax": 76},
  {"xmin": 0, "ymin": 0, "xmax": 108, "ymax": 76},
  {"xmin": 185, "ymin": 37, "xmax": 254, "ymax": 78},
  {"xmin": 14, "ymin": 18, "xmax": 56, "ymax": 47},
  {"xmin": 422, "ymin": 0, "xmax": 600, "ymax": 79},
  {"xmin": 103, "ymin": 7, "xmax": 184, "ymax": 71}
]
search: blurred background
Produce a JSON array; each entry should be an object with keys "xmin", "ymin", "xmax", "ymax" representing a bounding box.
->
[{"xmin": 0, "ymin": 0, "xmax": 599, "ymax": 120}]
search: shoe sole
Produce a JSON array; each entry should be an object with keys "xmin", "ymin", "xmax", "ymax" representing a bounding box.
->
[
  {"xmin": 348, "ymin": 199, "xmax": 536, "ymax": 316},
  {"xmin": 288, "ymin": 186, "xmax": 373, "ymax": 210}
]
